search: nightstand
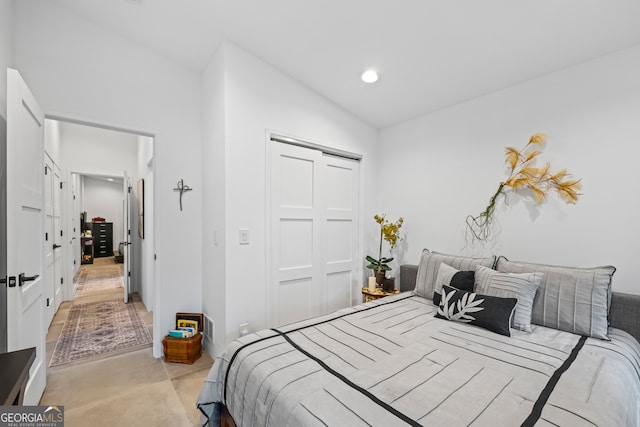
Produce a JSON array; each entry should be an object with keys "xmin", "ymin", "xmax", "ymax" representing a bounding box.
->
[{"xmin": 361, "ymin": 287, "xmax": 400, "ymax": 302}]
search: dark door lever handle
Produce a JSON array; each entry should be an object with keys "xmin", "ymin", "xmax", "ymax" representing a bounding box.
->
[
  {"xmin": 53, "ymin": 244, "xmax": 62, "ymax": 249},
  {"xmin": 18, "ymin": 273, "xmax": 39, "ymax": 287}
]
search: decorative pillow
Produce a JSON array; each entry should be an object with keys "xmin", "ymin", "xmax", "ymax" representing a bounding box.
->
[
  {"xmin": 433, "ymin": 263, "xmax": 475, "ymax": 306},
  {"xmin": 496, "ymin": 257, "xmax": 616, "ymax": 340},
  {"xmin": 435, "ymin": 285, "xmax": 517, "ymax": 336},
  {"xmin": 414, "ymin": 249, "xmax": 496, "ymax": 299},
  {"xmin": 474, "ymin": 265, "xmax": 543, "ymax": 332}
]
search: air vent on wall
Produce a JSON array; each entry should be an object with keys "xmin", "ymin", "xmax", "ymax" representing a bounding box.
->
[{"xmin": 204, "ymin": 314, "xmax": 214, "ymax": 345}]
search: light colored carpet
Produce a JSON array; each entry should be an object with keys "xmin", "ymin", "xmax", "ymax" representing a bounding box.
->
[{"xmin": 50, "ymin": 298, "xmax": 152, "ymax": 367}]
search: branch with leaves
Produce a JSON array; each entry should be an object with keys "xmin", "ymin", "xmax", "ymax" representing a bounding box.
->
[{"xmin": 466, "ymin": 133, "xmax": 582, "ymax": 242}]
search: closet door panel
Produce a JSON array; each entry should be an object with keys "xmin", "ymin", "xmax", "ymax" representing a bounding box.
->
[{"xmin": 269, "ymin": 141, "xmax": 360, "ymax": 327}]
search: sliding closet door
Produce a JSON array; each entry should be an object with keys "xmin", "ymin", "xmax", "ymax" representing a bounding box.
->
[
  {"xmin": 270, "ymin": 143, "xmax": 322, "ymax": 326},
  {"xmin": 322, "ymin": 154, "xmax": 359, "ymax": 314},
  {"xmin": 269, "ymin": 141, "xmax": 359, "ymax": 327}
]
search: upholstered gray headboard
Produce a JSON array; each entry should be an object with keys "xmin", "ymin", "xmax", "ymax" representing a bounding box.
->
[{"xmin": 400, "ymin": 264, "xmax": 640, "ymax": 343}]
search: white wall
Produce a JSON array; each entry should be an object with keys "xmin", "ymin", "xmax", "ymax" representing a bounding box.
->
[
  {"xmin": 201, "ymin": 44, "xmax": 226, "ymax": 355},
  {"xmin": 202, "ymin": 42, "xmax": 379, "ymax": 356},
  {"xmin": 0, "ymin": 0, "xmax": 12, "ymax": 120},
  {"xmin": 44, "ymin": 119, "xmax": 62, "ymax": 164},
  {"xmin": 59, "ymin": 123, "xmax": 138, "ymax": 178},
  {"xmin": 379, "ymin": 45, "xmax": 640, "ymax": 295},
  {"xmin": 14, "ymin": 0, "xmax": 203, "ymax": 357}
]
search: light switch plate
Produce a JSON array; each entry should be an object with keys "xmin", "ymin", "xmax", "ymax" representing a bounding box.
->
[{"xmin": 239, "ymin": 228, "xmax": 249, "ymax": 245}]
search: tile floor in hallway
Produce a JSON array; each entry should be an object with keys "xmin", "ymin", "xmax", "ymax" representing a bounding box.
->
[{"xmin": 41, "ymin": 261, "xmax": 213, "ymax": 427}]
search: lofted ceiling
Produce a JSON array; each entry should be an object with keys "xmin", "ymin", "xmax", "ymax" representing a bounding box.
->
[{"xmin": 50, "ymin": 0, "xmax": 640, "ymax": 128}]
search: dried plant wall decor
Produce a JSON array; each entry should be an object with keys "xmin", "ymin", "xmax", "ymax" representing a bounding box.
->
[{"xmin": 466, "ymin": 133, "xmax": 582, "ymax": 243}]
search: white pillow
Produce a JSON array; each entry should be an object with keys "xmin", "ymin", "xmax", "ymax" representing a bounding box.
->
[
  {"xmin": 496, "ymin": 257, "xmax": 615, "ymax": 340},
  {"xmin": 433, "ymin": 263, "xmax": 459, "ymax": 305},
  {"xmin": 414, "ymin": 249, "xmax": 495, "ymax": 299},
  {"xmin": 474, "ymin": 265, "xmax": 543, "ymax": 332}
]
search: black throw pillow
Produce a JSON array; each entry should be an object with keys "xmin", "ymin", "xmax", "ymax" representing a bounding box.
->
[
  {"xmin": 433, "ymin": 269, "xmax": 475, "ymax": 306},
  {"xmin": 435, "ymin": 285, "xmax": 518, "ymax": 336},
  {"xmin": 450, "ymin": 271, "xmax": 474, "ymax": 292}
]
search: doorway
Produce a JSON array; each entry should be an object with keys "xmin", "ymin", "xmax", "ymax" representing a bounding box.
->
[{"xmin": 43, "ymin": 118, "xmax": 155, "ymax": 319}]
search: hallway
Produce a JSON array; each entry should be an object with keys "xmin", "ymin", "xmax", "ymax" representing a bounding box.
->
[{"xmin": 41, "ymin": 257, "xmax": 213, "ymax": 426}]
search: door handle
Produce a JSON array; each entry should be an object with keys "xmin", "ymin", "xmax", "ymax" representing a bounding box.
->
[
  {"xmin": 53, "ymin": 244, "xmax": 62, "ymax": 250},
  {"xmin": 18, "ymin": 273, "xmax": 39, "ymax": 287}
]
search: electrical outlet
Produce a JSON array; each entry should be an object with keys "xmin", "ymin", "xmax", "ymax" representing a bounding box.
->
[{"xmin": 239, "ymin": 322, "xmax": 249, "ymax": 336}]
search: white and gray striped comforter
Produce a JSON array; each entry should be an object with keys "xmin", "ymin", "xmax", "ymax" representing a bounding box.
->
[{"xmin": 197, "ymin": 293, "xmax": 640, "ymax": 426}]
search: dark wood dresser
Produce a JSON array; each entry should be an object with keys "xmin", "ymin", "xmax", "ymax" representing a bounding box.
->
[{"xmin": 92, "ymin": 222, "xmax": 113, "ymax": 258}]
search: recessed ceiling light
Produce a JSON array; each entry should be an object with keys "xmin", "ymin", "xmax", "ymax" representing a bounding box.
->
[
  {"xmin": 107, "ymin": 178, "xmax": 114, "ymax": 182},
  {"xmin": 361, "ymin": 70, "xmax": 379, "ymax": 84}
]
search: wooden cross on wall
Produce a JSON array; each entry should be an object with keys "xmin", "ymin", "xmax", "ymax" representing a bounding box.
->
[{"xmin": 173, "ymin": 179, "xmax": 192, "ymax": 211}]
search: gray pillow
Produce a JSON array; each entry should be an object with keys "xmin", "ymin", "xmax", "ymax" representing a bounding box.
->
[
  {"xmin": 496, "ymin": 257, "xmax": 616, "ymax": 340},
  {"xmin": 474, "ymin": 265, "xmax": 543, "ymax": 333},
  {"xmin": 433, "ymin": 263, "xmax": 459, "ymax": 304},
  {"xmin": 414, "ymin": 249, "xmax": 495, "ymax": 299}
]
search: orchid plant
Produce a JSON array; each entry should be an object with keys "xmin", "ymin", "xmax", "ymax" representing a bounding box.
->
[{"xmin": 366, "ymin": 214, "xmax": 404, "ymax": 275}]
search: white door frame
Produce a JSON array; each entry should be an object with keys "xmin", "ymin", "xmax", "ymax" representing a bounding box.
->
[
  {"xmin": 265, "ymin": 130, "xmax": 363, "ymax": 327},
  {"xmin": 52, "ymin": 162, "xmax": 63, "ymax": 314}
]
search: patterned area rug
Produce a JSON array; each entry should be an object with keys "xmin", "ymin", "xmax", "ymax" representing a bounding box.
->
[
  {"xmin": 50, "ymin": 299, "xmax": 152, "ymax": 367},
  {"xmin": 75, "ymin": 265, "xmax": 123, "ymax": 296}
]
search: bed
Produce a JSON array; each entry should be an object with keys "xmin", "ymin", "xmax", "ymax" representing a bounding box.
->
[{"xmin": 197, "ymin": 251, "xmax": 640, "ymax": 426}]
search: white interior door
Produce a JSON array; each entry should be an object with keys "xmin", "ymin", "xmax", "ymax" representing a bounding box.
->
[
  {"xmin": 123, "ymin": 171, "xmax": 131, "ymax": 303},
  {"xmin": 270, "ymin": 143, "xmax": 322, "ymax": 326},
  {"xmin": 44, "ymin": 156, "xmax": 55, "ymax": 326},
  {"xmin": 69, "ymin": 173, "xmax": 81, "ymax": 296},
  {"xmin": 269, "ymin": 141, "xmax": 360, "ymax": 327},
  {"xmin": 43, "ymin": 157, "xmax": 63, "ymax": 326},
  {"xmin": 323, "ymin": 154, "xmax": 359, "ymax": 313},
  {"xmin": 6, "ymin": 68, "xmax": 46, "ymax": 404}
]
